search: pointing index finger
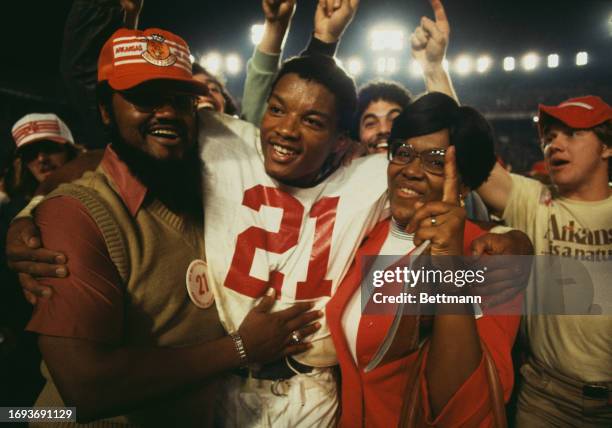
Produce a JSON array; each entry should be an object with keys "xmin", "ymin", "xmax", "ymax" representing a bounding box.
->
[
  {"xmin": 442, "ymin": 145, "xmax": 459, "ymax": 204},
  {"xmin": 429, "ymin": 0, "xmax": 449, "ymax": 35}
]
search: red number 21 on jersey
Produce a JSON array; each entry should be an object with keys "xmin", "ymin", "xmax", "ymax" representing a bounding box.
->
[{"xmin": 225, "ymin": 185, "xmax": 339, "ymax": 300}]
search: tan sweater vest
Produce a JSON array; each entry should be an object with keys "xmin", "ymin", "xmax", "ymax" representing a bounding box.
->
[{"xmin": 32, "ymin": 168, "xmax": 225, "ymax": 428}]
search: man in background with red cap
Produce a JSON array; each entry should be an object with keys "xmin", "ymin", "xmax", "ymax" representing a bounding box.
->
[
  {"xmin": 22, "ymin": 27, "xmax": 319, "ymax": 427},
  {"xmin": 475, "ymin": 96, "xmax": 612, "ymax": 426}
]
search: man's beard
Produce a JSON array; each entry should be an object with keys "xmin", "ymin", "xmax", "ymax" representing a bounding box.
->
[{"xmin": 110, "ymin": 128, "xmax": 203, "ymax": 220}]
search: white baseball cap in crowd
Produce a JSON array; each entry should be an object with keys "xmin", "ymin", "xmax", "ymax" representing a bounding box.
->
[{"xmin": 11, "ymin": 113, "xmax": 75, "ymax": 149}]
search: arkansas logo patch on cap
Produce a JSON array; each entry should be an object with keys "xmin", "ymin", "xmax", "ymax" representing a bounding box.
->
[{"xmin": 142, "ymin": 34, "xmax": 176, "ymax": 67}]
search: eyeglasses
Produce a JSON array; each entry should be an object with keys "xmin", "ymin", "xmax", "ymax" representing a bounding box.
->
[
  {"xmin": 118, "ymin": 90, "xmax": 197, "ymax": 114},
  {"xmin": 388, "ymin": 140, "xmax": 446, "ymax": 175}
]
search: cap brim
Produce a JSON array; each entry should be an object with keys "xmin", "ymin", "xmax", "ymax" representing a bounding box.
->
[
  {"xmin": 538, "ymin": 104, "xmax": 570, "ymax": 123},
  {"xmin": 108, "ymin": 74, "xmax": 208, "ymax": 95},
  {"xmin": 17, "ymin": 135, "xmax": 72, "ymax": 150}
]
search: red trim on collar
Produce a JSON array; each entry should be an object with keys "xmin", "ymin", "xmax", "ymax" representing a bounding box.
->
[{"xmin": 100, "ymin": 145, "xmax": 148, "ymax": 217}]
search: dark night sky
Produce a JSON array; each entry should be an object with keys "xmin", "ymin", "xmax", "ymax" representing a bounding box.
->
[{"xmin": 2, "ymin": 0, "xmax": 610, "ymax": 98}]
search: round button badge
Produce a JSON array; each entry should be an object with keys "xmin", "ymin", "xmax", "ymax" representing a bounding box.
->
[{"xmin": 185, "ymin": 259, "xmax": 215, "ymax": 309}]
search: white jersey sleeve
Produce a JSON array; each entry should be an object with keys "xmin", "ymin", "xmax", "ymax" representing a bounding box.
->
[{"xmin": 198, "ymin": 111, "xmax": 390, "ymax": 365}]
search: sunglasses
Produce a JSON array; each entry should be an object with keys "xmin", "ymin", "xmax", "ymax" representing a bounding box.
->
[
  {"xmin": 118, "ymin": 90, "xmax": 197, "ymax": 113},
  {"xmin": 388, "ymin": 140, "xmax": 446, "ymax": 175}
]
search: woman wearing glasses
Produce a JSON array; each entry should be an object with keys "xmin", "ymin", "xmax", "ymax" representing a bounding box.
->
[{"xmin": 327, "ymin": 92, "xmax": 522, "ymax": 427}]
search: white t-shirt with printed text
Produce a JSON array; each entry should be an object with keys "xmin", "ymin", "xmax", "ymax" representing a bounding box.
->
[{"xmin": 503, "ymin": 173, "xmax": 612, "ymax": 382}]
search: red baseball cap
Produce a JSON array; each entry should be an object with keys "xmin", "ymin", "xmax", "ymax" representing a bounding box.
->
[
  {"xmin": 98, "ymin": 28, "xmax": 206, "ymax": 94},
  {"xmin": 538, "ymin": 96, "xmax": 612, "ymax": 133}
]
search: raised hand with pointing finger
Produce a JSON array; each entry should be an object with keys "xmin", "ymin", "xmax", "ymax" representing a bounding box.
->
[
  {"xmin": 411, "ymin": 0, "xmax": 450, "ymax": 68},
  {"xmin": 406, "ymin": 145, "xmax": 466, "ymax": 256},
  {"xmin": 410, "ymin": 0, "xmax": 457, "ymax": 100}
]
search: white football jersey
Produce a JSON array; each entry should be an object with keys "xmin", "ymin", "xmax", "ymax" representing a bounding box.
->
[{"xmin": 199, "ymin": 111, "xmax": 389, "ymax": 366}]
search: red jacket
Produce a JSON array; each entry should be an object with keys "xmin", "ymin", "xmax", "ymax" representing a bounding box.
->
[{"xmin": 327, "ymin": 220, "xmax": 521, "ymax": 427}]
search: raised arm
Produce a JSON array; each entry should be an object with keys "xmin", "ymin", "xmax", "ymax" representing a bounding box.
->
[
  {"xmin": 119, "ymin": 0, "xmax": 143, "ymax": 29},
  {"xmin": 242, "ymin": 0, "xmax": 360, "ymax": 125},
  {"xmin": 258, "ymin": 0, "xmax": 296, "ymax": 55},
  {"xmin": 312, "ymin": 0, "xmax": 359, "ymax": 45},
  {"xmin": 411, "ymin": 0, "xmax": 457, "ymax": 100},
  {"xmin": 476, "ymin": 162, "xmax": 514, "ymax": 217},
  {"xmin": 407, "ymin": 147, "xmax": 481, "ymax": 415},
  {"xmin": 60, "ymin": 0, "xmax": 143, "ymax": 149},
  {"xmin": 241, "ymin": 0, "xmax": 296, "ymax": 125}
]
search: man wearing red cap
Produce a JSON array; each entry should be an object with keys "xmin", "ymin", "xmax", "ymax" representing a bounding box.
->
[
  {"xmin": 475, "ymin": 96, "xmax": 612, "ymax": 426},
  {"xmin": 22, "ymin": 27, "xmax": 319, "ymax": 426}
]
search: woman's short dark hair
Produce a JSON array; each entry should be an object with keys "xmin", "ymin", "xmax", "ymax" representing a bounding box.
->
[
  {"xmin": 271, "ymin": 55, "xmax": 357, "ymax": 134},
  {"xmin": 390, "ymin": 92, "xmax": 496, "ymax": 189}
]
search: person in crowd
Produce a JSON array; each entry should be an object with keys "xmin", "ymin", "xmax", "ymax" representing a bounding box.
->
[
  {"xmin": 0, "ymin": 113, "xmax": 82, "ymax": 407},
  {"xmin": 191, "ymin": 62, "xmax": 239, "ymax": 116},
  {"xmin": 328, "ymin": 92, "xmax": 526, "ymax": 427},
  {"xmin": 4, "ymin": 114, "xmax": 82, "ymax": 210},
  {"xmin": 355, "ymin": 80, "xmax": 413, "ymax": 154},
  {"xmin": 0, "ymin": 162, "xmax": 9, "ymax": 206},
  {"xmin": 21, "ymin": 27, "xmax": 320, "ymax": 426},
  {"xmin": 474, "ymin": 96, "xmax": 612, "ymax": 426}
]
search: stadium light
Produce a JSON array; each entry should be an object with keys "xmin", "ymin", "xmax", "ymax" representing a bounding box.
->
[
  {"xmin": 532, "ymin": 116, "xmax": 539, "ymax": 123},
  {"xmin": 454, "ymin": 55, "xmax": 473, "ymax": 76},
  {"xmin": 370, "ymin": 27, "xmax": 405, "ymax": 51},
  {"xmin": 225, "ymin": 54, "xmax": 242, "ymax": 75},
  {"xmin": 503, "ymin": 56, "xmax": 515, "ymax": 71},
  {"xmin": 521, "ymin": 52, "xmax": 540, "ymax": 71},
  {"xmin": 409, "ymin": 60, "xmax": 423, "ymax": 78},
  {"xmin": 376, "ymin": 57, "xmax": 398, "ymax": 75},
  {"xmin": 201, "ymin": 52, "xmax": 223, "ymax": 74},
  {"xmin": 476, "ymin": 56, "xmax": 492, "ymax": 73},
  {"xmin": 251, "ymin": 24, "xmax": 265, "ymax": 45},
  {"xmin": 346, "ymin": 57, "xmax": 364, "ymax": 77},
  {"xmin": 576, "ymin": 51, "xmax": 588, "ymax": 66},
  {"xmin": 547, "ymin": 54, "xmax": 559, "ymax": 68}
]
